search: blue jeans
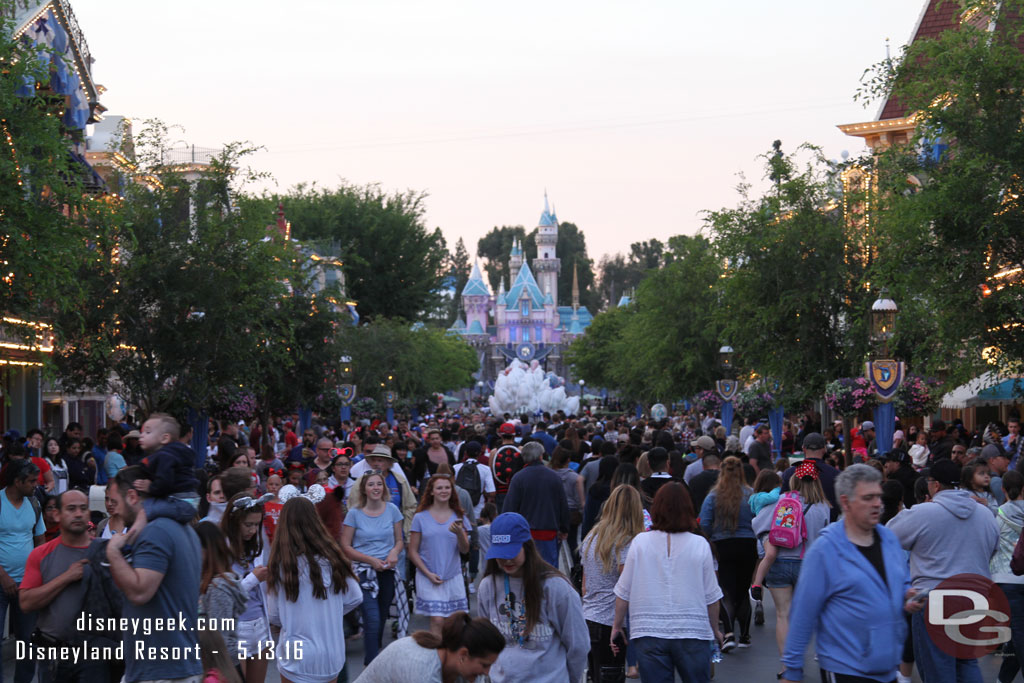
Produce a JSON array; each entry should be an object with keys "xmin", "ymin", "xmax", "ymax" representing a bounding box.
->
[
  {"xmin": 912, "ymin": 606, "xmax": 982, "ymax": 683},
  {"xmin": 360, "ymin": 570, "xmax": 396, "ymax": 665},
  {"xmin": 0, "ymin": 585, "xmax": 36, "ymax": 683},
  {"xmin": 633, "ymin": 637, "xmax": 711, "ymax": 683},
  {"xmin": 998, "ymin": 583, "xmax": 1024, "ymax": 683},
  {"xmin": 534, "ymin": 538, "xmax": 558, "ymax": 566}
]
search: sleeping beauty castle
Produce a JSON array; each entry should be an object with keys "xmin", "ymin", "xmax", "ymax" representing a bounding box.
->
[{"xmin": 449, "ymin": 195, "xmax": 593, "ymax": 383}]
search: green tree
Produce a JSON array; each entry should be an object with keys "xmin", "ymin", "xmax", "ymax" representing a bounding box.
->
[
  {"xmin": 860, "ymin": 0, "xmax": 1024, "ymax": 378},
  {"xmin": 597, "ymin": 239, "xmax": 668, "ymax": 308},
  {"xmin": 51, "ymin": 122, "xmax": 290, "ymax": 417},
  {"xmin": 239, "ymin": 183, "xmax": 448, "ymax": 322},
  {"xmin": 336, "ymin": 319, "xmax": 477, "ymax": 401},
  {"xmin": 567, "ymin": 235, "xmax": 721, "ymax": 400},
  {"xmin": 0, "ymin": 5, "xmax": 97, "ymax": 333},
  {"xmin": 445, "ymin": 237, "xmax": 472, "ymax": 325},
  {"xmin": 522, "ymin": 222, "xmax": 599, "ymax": 310},
  {"xmin": 476, "ymin": 225, "xmax": 527, "ymax": 292},
  {"xmin": 706, "ymin": 145, "xmax": 871, "ymax": 407}
]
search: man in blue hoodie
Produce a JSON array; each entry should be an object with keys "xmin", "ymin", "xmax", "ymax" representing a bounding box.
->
[
  {"xmin": 782, "ymin": 464, "xmax": 923, "ymax": 683},
  {"xmin": 887, "ymin": 458, "xmax": 1000, "ymax": 683}
]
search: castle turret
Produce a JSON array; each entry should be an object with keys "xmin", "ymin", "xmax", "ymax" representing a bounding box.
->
[
  {"xmin": 461, "ymin": 261, "xmax": 491, "ymax": 338},
  {"xmin": 509, "ymin": 237, "xmax": 523, "ymax": 284},
  {"xmin": 534, "ymin": 192, "xmax": 560, "ymax": 303}
]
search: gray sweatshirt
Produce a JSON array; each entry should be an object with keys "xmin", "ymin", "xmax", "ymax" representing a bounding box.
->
[
  {"xmin": 200, "ymin": 573, "xmax": 248, "ymax": 658},
  {"xmin": 887, "ymin": 489, "xmax": 1000, "ymax": 591},
  {"xmin": 476, "ymin": 572, "xmax": 589, "ymax": 683}
]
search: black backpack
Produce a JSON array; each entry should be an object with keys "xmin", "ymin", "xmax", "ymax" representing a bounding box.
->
[{"xmin": 456, "ymin": 460, "xmax": 483, "ymax": 506}]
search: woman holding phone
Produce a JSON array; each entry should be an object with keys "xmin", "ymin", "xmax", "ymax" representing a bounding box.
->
[{"xmin": 408, "ymin": 474, "xmax": 472, "ymax": 634}]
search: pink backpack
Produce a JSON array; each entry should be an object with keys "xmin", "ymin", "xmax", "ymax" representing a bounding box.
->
[{"xmin": 768, "ymin": 492, "xmax": 807, "ymax": 550}]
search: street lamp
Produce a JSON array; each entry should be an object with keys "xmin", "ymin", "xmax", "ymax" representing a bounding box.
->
[
  {"xmin": 716, "ymin": 344, "xmax": 739, "ymax": 436},
  {"xmin": 339, "ymin": 355, "xmax": 355, "ymax": 425},
  {"xmin": 870, "ymin": 288, "xmax": 898, "ymax": 358},
  {"xmin": 477, "ymin": 380, "xmax": 484, "ymax": 402},
  {"xmin": 578, "ymin": 378, "xmax": 585, "ymax": 397},
  {"xmin": 866, "ymin": 289, "xmax": 903, "ymax": 459}
]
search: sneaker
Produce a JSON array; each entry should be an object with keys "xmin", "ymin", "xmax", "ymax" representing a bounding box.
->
[
  {"xmin": 754, "ymin": 601, "xmax": 765, "ymax": 626},
  {"xmin": 750, "ymin": 585, "xmax": 763, "ymax": 601},
  {"xmin": 721, "ymin": 635, "xmax": 736, "ymax": 653},
  {"xmin": 738, "ymin": 635, "xmax": 751, "ymax": 648},
  {"xmin": 468, "ymin": 583, "xmax": 476, "ymax": 594}
]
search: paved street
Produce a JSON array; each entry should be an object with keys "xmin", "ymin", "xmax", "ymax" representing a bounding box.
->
[{"xmin": 3, "ymin": 590, "xmax": 1006, "ymax": 681}]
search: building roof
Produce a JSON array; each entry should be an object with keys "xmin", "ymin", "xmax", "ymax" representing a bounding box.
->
[
  {"xmin": 878, "ymin": 0, "xmax": 972, "ymax": 120},
  {"xmin": 567, "ymin": 317, "xmax": 585, "ymax": 335},
  {"xmin": 448, "ymin": 317, "xmax": 466, "ymax": 331},
  {"xmin": 617, "ymin": 294, "xmax": 632, "ymax": 307},
  {"xmin": 556, "ymin": 306, "xmax": 593, "ymax": 332},
  {"xmin": 467, "ymin": 320, "xmax": 486, "ymax": 335},
  {"xmin": 504, "ymin": 262, "xmax": 547, "ymax": 310},
  {"xmin": 461, "ymin": 262, "xmax": 491, "ymax": 297}
]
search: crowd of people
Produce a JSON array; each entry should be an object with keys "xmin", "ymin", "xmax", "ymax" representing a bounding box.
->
[{"xmin": 0, "ymin": 407, "xmax": 1020, "ymax": 683}]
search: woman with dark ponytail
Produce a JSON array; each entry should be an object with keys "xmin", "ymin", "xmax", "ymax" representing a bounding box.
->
[{"xmin": 354, "ymin": 611, "xmax": 505, "ymax": 682}]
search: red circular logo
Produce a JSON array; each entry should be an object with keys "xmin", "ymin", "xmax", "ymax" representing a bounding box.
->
[{"xmin": 923, "ymin": 573, "xmax": 1011, "ymax": 659}]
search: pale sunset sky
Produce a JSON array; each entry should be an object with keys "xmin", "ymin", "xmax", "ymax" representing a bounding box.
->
[{"xmin": 75, "ymin": 0, "xmax": 925, "ymax": 261}]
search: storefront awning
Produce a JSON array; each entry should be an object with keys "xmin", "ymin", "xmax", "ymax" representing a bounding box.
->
[{"xmin": 941, "ymin": 371, "xmax": 1022, "ymax": 410}]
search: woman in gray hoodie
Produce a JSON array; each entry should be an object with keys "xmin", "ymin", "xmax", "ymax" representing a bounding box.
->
[{"xmin": 196, "ymin": 522, "xmax": 248, "ymax": 661}]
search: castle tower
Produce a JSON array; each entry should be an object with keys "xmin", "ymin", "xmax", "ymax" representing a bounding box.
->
[
  {"xmin": 461, "ymin": 261, "xmax": 491, "ymax": 338},
  {"xmin": 533, "ymin": 192, "xmax": 561, "ymax": 303},
  {"xmin": 509, "ymin": 238, "xmax": 523, "ymax": 284}
]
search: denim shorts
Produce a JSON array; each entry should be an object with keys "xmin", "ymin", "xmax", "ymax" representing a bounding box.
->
[{"xmin": 764, "ymin": 558, "xmax": 801, "ymax": 588}]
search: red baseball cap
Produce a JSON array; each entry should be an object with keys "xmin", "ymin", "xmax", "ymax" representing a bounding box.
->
[{"xmin": 499, "ymin": 422, "xmax": 517, "ymax": 435}]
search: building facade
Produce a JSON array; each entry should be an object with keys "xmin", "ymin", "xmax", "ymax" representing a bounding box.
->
[{"xmin": 450, "ymin": 196, "xmax": 592, "ymax": 382}]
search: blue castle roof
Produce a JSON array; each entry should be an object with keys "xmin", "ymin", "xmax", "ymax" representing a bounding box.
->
[
  {"xmin": 461, "ymin": 262, "xmax": 490, "ymax": 297},
  {"xmin": 557, "ymin": 306, "xmax": 593, "ymax": 332},
  {"xmin": 505, "ymin": 262, "xmax": 546, "ymax": 311},
  {"xmin": 467, "ymin": 319, "xmax": 486, "ymax": 335}
]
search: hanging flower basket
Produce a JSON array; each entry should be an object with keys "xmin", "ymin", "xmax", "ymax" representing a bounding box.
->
[
  {"xmin": 894, "ymin": 374, "xmax": 941, "ymax": 417},
  {"xmin": 353, "ymin": 397, "xmax": 378, "ymax": 419},
  {"xmin": 734, "ymin": 389, "xmax": 775, "ymax": 420},
  {"xmin": 692, "ymin": 390, "xmax": 723, "ymax": 414},
  {"xmin": 824, "ymin": 377, "xmax": 877, "ymax": 416}
]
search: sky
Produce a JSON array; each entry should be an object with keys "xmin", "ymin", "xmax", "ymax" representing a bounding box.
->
[{"xmin": 73, "ymin": 0, "xmax": 926, "ymax": 262}]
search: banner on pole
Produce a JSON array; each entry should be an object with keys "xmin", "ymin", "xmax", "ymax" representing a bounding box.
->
[
  {"xmin": 716, "ymin": 380, "xmax": 740, "ymax": 402},
  {"xmin": 338, "ymin": 384, "xmax": 357, "ymax": 406},
  {"xmin": 865, "ymin": 360, "xmax": 904, "ymax": 403}
]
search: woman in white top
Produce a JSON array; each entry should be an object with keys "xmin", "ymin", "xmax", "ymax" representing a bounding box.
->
[
  {"xmin": 408, "ymin": 474, "xmax": 471, "ymax": 633},
  {"xmin": 97, "ymin": 481, "xmax": 128, "ymax": 539},
  {"xmin": 43, "ymin": 438, "xmax": 69, "ymax": 495},
  {"xmin": 581, "ymin": 485, "xmax": 644, "ymax": 683},
  {"xmin": 267, "ymin": 496, "xmax": 363, "ymax": 683},
  {"xmin": 354, "ymin": 612, "xmax": 504, "ymax": 683},
  {"xmin": 612, "ymin": 482, "xmax": 723, "ymax": 683}
]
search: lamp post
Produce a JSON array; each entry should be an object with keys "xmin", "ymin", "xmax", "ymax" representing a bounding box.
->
[
  {"xmin": 866, "ymin": 288, "xmax": 903, "ymax": 458},
  {"xmin": 339, "ymin": 356, "xmax": 356, "ymax": 426},
  {"xmin": 578, "ymin": 378, "xmax": 585, "ymax": 398},
  {"xmin": 477, "ymin": 380, "xmax": 484, "ymax": 405},
  {"xmin": 716, "ymin": 345, "xmax": 739, "ymax": 437}
]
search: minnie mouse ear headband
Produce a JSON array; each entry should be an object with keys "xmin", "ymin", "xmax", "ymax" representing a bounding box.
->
[
  {"xmin": 795, "ymin": 460, "xmax": 819, "ymax": 481},
  {"xmin": 230, "ymin": 493, "xmax": 274, "ymax": 511},
  {"xmin": 266, "ymin": 468, "xmax": 285, "ymax": 478},
  {"xmin": 278, "ymin": 483, "xmax": 326, "ymax": 505}
]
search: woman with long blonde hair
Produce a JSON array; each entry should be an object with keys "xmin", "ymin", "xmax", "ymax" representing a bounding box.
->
[
  {"xmin": 581, "ymin": 485, "xmax": 645, "ymax": 682},
  {"xmin": 699, "ymin": 455, "xmax": 756, "ymax": 652}
]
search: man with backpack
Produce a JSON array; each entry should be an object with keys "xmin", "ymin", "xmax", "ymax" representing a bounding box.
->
[
  {"xmin": 453, "ymin": 440, "xmax": 495, "ymax": 519},
  {"xmin": 453, "ymin": 440, "xmax": 495, "ymax": 589}
]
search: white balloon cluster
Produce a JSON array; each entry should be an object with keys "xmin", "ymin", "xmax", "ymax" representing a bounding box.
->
[{"xmin": 487, "ymin": 360, "xmax": 581, "ymax": 416}]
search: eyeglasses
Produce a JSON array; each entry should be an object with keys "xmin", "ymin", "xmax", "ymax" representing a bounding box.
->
[{"xmin": 316, "ymin": 447, "xmax": 331, "ymax": 452}]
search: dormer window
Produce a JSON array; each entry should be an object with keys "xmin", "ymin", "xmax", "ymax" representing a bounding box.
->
[{"xmin": 521, "ymin": 300, "xmax": 529, "ymax": 317}]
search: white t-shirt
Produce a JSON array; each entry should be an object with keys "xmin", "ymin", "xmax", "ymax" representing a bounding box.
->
[
  {"xmin": 46, "ymin": 458, "xmax": 68, "ymax": 494},
  {"xmin": 452, "ymin": 461, "xmax": 496, "ymax": 517},
  {"xmin": 614, "ymin": 531, "xmax": 722, "ymax": 641},
  {"xmin": 739, "ymin": 425, "xmax": 755, "ymax": 450},
  {"xmin": 265, "ymin": 557, "xmax": 363, "ymax": 683}
]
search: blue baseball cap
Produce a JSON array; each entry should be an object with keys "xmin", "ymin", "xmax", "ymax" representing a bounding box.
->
[{"xmin": 485, "ymin": 512, "xmax": 532, "ymax": 561}]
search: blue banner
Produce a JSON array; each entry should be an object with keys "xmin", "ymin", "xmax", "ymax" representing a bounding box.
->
[
  {"xmin": 386, "ymin": 406, "xmax": 394, "ymax": 425},
  {"xmin": 721, "ymin": 400, "xmax": 734, "ymax": 438},
  {"xmin": 873, "ymin": 402, "xmax": 896, "ymax": 457},
  {"xmin": 340, "ymin": 405, "xmax": 351, "ymax": 424},
  {"xmin": 635, "ymin": 403, "xmax": 643, "ymax": 420},
  {"xmin": 298, "ymin": 407, "xmax": 313, "ymax": 435},
  {"xmin": 769, "ymin": 407, "xmax": 784, "ymax": 459}
]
